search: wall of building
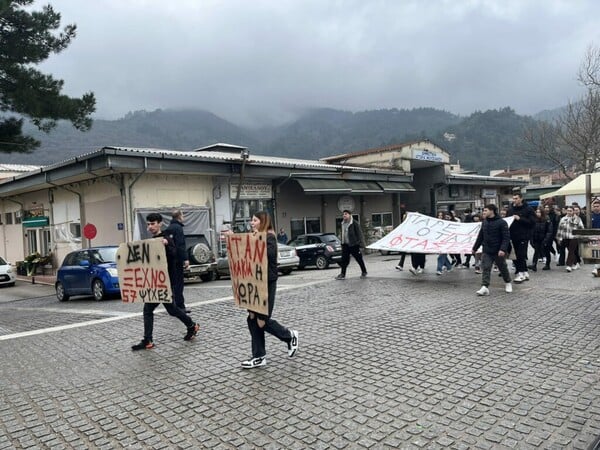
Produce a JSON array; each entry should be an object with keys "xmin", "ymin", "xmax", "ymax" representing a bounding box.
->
[{"xmin": 130, "ymin": 174, "xmax": 213, "ymax": 209}]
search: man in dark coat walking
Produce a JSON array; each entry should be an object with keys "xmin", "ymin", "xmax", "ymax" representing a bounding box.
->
[
  {"xmin": 506, "ymin": 192, "xmax": 536, "ymax": 283},
  {"xmin": 335, "ymin": 210, "xmax": 368, "ymax": 280},
  {"xmin": 165, "ymin": 209, "xmax": 190, "ymax": 312},
  {"xmin": 472, "ymin": 203, "xmax": 512, "ymax": 296}
]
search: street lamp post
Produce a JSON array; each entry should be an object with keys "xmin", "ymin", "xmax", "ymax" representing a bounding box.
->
[{"xmin": 231, "ymin": 148, "xmax": 250, "ymax": 230}]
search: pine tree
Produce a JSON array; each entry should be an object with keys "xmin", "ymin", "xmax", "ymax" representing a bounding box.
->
[{"xmin": 0, "ymin": 0, "xmax": 95, "ymax": 154}]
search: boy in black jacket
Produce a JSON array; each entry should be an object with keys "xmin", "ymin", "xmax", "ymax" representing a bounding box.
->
[
  {"xmin": 472, "ymin": 204, "xmax": 512, "ymax": 296},
  {"xmin": 131, "ymin": 213, "xmax": 199, "ymax": 350}
]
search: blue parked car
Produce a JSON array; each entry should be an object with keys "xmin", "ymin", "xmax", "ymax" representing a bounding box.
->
[{"xmin": 55, "ymin": 246, "xmax": 120, "ymax": 301}]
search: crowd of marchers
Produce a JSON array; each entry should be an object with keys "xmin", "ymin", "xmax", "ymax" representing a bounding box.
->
[{"xmin": 393, "ymin": 193, "xmax": 600, "ymax": 296}]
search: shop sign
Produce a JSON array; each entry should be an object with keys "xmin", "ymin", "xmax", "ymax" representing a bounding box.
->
[
  {"xmin": 481, "ymin": 188, "xmax": 497, "ymax": 198},
  {"xmin": 230, "ymin": 183, "xmax": 272, "ymax": 199},
  {"xmin": 413, "ymin": 149, "xmax": 444, "ymax": 162}
]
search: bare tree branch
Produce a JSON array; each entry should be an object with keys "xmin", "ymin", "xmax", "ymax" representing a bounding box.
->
[{"xmin": 578, "ymin": 44, "xmax": 600, "ymax": 90}]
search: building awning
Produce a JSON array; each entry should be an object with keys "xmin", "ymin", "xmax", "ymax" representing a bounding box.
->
[
  {"xmin": 295, "ymin": 179, "xmax": 352, "ymax": 194},
  {"xmin": 377, "ymin": 181, "xmax": 415, "ymax": 192},
  {"xmin": 22, "ymin": 216, "xmax": 49, "ymax": 228},
  {"xmin": 345, "ymin": 181, "xmax": 383, "ymax": 193}
]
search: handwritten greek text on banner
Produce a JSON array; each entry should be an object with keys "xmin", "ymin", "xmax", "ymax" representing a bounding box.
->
[{"xmin": 367, "ymin": 212, "xmax": 513, "ymax": 254}]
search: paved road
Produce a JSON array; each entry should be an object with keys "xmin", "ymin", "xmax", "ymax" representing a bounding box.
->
[{"xmin": 0, "ymin": 254, "xmax": 599, "ymax": 449}]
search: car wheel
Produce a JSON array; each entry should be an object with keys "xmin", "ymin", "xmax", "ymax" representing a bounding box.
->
[
  {"xmin": 56, "ymin": 282, "xmax": 69, "ymax": 302},
  {"xmin": 92, "ymin": 279, "xmax": 105, "ymax": 301},
  {"xmin": 200, "ymin": 272, "xmax": 216, "ymax": 282},
  {"xmin": 315, "ymin": 255, "xmax": 329, "ymax": 270},
  {"xmin": 190, "ymin": 243, "xmax": 211, "ymax": 264},
  {"xmin": 280, "ymin": 268, "xmax": 293, "ymax": 275}
]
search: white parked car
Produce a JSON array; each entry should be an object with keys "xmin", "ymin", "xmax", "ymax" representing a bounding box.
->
[{"xmin": 0, "ymin": 257, "xmax": 16, "ymax": 286}]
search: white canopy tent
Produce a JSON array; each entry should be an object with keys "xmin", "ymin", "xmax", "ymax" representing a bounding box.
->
[{"xmin": 539, "ymin": 173, "xmax": 600, "ymax": 199}]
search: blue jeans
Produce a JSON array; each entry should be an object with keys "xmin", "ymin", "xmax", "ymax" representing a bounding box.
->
[{"xmin": 436, "ymin": 254, "xmax": 453, "ymax": 272}]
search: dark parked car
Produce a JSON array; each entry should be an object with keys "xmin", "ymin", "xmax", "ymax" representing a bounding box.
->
[
  {"xmin": 287, "ymin": 233, "xmax": 342, "ymax": 269},
  {"xmin": 55, "ymin": 246, "xmax": 120, "ymax": 302}
]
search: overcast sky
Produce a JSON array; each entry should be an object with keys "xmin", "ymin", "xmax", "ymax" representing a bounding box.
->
[{"xmin": 39, "ymin": 0, "xmax": 600, "ymax": 127}]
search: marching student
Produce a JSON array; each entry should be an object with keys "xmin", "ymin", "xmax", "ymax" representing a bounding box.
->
[
  {"xmin": 472, "ymin": 204, "xmax": 512, "ymax": 296},
  {"xmin": 239, "ymin": 211, "xmax": 298, "ymax": 369}
]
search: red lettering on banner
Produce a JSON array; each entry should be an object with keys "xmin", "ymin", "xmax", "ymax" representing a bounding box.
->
[
  {"xmin": 228, "ymin": 235, "xmax": 242, "ymax": 257},
  {"xmin": 124, "ymin": 267, "xmax": 168, "ymax": 289},
  {"xmin": 230, "ymin": 258, "xmax": 253, "ymax": 277}
]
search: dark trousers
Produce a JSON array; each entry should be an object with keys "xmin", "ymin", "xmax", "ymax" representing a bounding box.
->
[
  {"xmin": 248, "ymin": 280, "xmax": 291, "ymax": 358},
  {"xmin": 561, "ymin": 239, "xmax": 578, "ymax": 267},
  {"xmin": 410, "ymin": 253, "xmax": 426, "ymax": 269},
  {"xmin": 531, "ymin": 241, "xmax": 550, "ymax": 268},
  {"xmin": 481, "ymin": 253, "xmax": 511, "ymax": 287},
  {"xmin": 340, "ymin": 244, "xmax": 367, "ymax": 276},
  {"xmin": 397, "ymin": 253, "xmax": 406, "ymax": 267},
  {"xmin": 170, "ymin": 262, "xmax": 186, "ymax": 309},
  {"xmin": 143, "ymin": 301, "xmax": 194, "ymax": 341},
  {"xmin": 511, "ymin": 238, "xmax": 529, "ymax": 273}
]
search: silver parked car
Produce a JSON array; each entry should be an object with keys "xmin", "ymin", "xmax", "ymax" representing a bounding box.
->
[{"xmin": 216, "ymin": 242, "xmax": 299, "ymax": 279}]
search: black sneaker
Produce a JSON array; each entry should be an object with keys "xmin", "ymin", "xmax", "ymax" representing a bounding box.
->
[
  {"xmin": 184, "ymin": 323, "xmax": 199, "ymax": 341},
  {"xmin": 241, "ymin": 356, "xmax": 266, "ymax": 369},
  {"xmin": 131, "ymin": 339, "xmax": 155, "ymax": 351},
  {"xmin": 360, "ymin": 272, "xmax": 367, "ymax": 279},
  {"xmin": 287, "ymin": 330, "xmax": 299, "ymax": 357},
  {"xmin": 335, "ymin": 274, "xmax": 345, "ymax": 280}
]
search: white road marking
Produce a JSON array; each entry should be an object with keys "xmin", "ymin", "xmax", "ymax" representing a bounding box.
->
[{"xmin": 0, "ymin": 280, "xmax": 327, "ymax": 341}]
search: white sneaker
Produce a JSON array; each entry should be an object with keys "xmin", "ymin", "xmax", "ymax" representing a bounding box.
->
[
  {"xmin": 513, "ymin": 273, "xmax": 525, "ymax": 283},
  {"xmin": 505, "ymin": 283, "xmax": 512, "ymax": 293},
  {"xmin": 417, "ymin": 268, "xmax": 423, "ymax": 274},
  {"xmin": 395, "ymin": 265, "xmax": 403, "ymax": 271},
  {"xmin": 523, "ymin": 272, "xmax": 530, "ymax": 281},
  {"xmin": 566, "ymin": 266, "xmax": 572, "ymax": 272},
  {"xmin": 436, "ymin": 270, "xmax": 443, "ymax": 275},
  {"xmin": 287, "ymin": 330, "xmax": 299, "ymax": 357},
  {"xmin": 476, "ymin": 286, "xmax": 489, "ymax": 296},
  {"xmin": 409, "ymin": 267, "xmax": 418, "ymax": 276},
  {"xmin": 573, "ymin": 263, "xmax": 580, "ymax": 270},
  {"xmin": 241, "ymin": 356, "xmax": 266, "ymax": 369}
]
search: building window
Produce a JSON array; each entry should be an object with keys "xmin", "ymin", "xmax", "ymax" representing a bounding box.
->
[
  {"xmin": 371, "ymin": 212, "xmax": 393, "ymax": 228},
  {"xmin": 4, "ymin": 213, "xmax": 12, "ymax": 225},
  {"xmin": 232, "ymin": 199, "xmax": 274, "ymax": 232},
  {"xmin": 290, "ymin": 217, "xmax": 321, "ymax": 239},
  {"xmin": 449, "ymin": 185, "xmax": 460, "ymax": 198},
  {"xmin": 14, "ymin": 210, "xmax": 22, "ymax": 224},
  {"xmin": 70, "ymin": 223, "xmax": 81, "ymax": 238},
  {"xmin": 41, "ymin": 229, "xmax": 52, "ymax": 256}
]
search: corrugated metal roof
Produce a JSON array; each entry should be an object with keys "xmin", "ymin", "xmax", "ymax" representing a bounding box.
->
[
  {"xmin": 0, "ymin": 163, "xmax": 41, "ymax": 172},
  {"xmin": 100, "ymin": 146, "xmax": 409, "ymax": 174}
]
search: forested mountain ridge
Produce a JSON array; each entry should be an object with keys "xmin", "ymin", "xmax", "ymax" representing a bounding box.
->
[{"xmin": 7, "ymin": 106, "xmax": 552, "ymax": 174}]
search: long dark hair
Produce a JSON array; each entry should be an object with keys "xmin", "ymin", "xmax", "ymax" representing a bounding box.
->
[
  {"xmin": 536, "ymin": 208, "xmax": 547, "ymax": 221},
  {"xmin": 252, "ymin": 211, "xmax": 272, "ymax": 233}
]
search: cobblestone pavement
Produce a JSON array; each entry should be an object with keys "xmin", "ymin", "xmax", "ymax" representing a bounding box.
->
[{"xmin": 0, "ymin": 254, "xmax": 599, "ymax": 449}]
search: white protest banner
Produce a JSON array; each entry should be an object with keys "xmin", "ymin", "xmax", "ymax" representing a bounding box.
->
[
  {"xmin": 116, "ymin": 238, "xmax": 173, "ymax": 303},
  {"xmin": 227, "ymin": 232, "xmax": 269, "ymax": 316},
  {"xmin": 367, "ymin": 212, "xmax": 514, "ymax": 254}
]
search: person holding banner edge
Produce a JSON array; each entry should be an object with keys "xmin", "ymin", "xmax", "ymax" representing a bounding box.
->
[
  {"xmin": 131, "ymin": 213, "xmax": 199, "ymax": 351},
  {"xmin": 472, "ymin": 204, "xmax": 512, "ymax": 296},
  {"xmin": 240, "ymin": 211, "xmax": 298, "ymax": 369}
]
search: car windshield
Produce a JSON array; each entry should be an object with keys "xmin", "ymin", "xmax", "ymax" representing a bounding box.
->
[
  {"xmin": 0, "ymin": 256, "xmax": 6, "ymax": 265},
  {"xmin": 92, "ymin": 247, "xmax": 118, "ymax": 263}
]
